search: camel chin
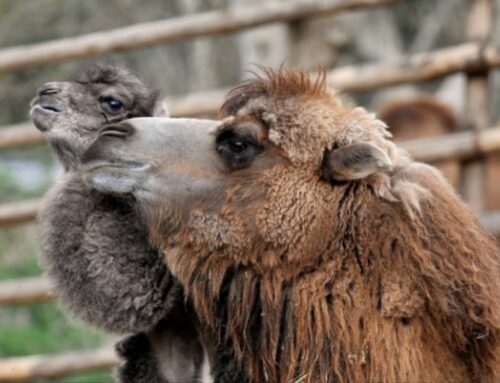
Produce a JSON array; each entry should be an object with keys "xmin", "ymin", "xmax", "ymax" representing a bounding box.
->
[
  {"xmin": 83, "ymin": 162, "xmax": 150, "ymax": 194},
  {"xmin": 30, "ymin": 104, "xmax": 64, "ymax": 132}
]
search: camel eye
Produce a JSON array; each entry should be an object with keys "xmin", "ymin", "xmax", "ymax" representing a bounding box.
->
[
  {"xmin": 100, "ymin": 97, "xmax": 124, "ymax": 114},
  {"xmin": 216, "ymin": 130, "xmax": 263, "ymax": 170},
  {"xmin": 228, "ymin": 138, "xmax": 247, "ymax": 153}
]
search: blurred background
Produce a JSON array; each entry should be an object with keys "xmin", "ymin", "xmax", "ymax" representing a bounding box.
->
[{"xmin": 0, "ymin": 0, "xmax": 499, "ymax": 381}]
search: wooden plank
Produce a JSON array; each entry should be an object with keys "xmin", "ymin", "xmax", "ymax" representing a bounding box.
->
[
  {"xmin": 326, "ymin": 42, "xmax": 500, "ymax": 92},
  {"xmin": 461, "ymin": 0, "xmax": 493, "ymax": 212},
  {"xmin": 0, "ymin": 200, "xmax": 40, "ymax": 229},
  {"xmin": 0, "ymin": 277, "xmax": 53, "ymax": 306},
  {"xmin": 0, "ymin": 347, "xmax": 119, "ymax": 382},
  {"xmin": 0, "ymin": 0, "xmax": 400, "ymax": 74},
  {"xmin": 399, "ymin": 127, "xmax": 500, "ymax": 162},
  {"xmin": 0, "ymin": 123, "xmax": 45, "ymax": 150}
]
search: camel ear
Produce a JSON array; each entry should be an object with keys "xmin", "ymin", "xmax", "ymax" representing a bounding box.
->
[
  {"xmin": 153, "ymin": 100, "xmax": 170, "ymax": 117},
  {"xmin": 323, "ymin": 142, "xmax": 392, "ymax": 182}
]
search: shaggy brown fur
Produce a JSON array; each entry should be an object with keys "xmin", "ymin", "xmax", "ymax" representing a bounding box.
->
[
  {"xmin": 378, "ymin": 96, "xmax": 461, "ymax": 188},
  {"xmin": 85, "ymin": 69, "xmax": 500, "ymax": 383}
]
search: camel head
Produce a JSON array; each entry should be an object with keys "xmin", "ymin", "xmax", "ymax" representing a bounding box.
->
[
  {"xmin": 82, "ymin": 69, "xmax": 397, "ymax": 238},
  {"xmin": 30, "ymin": 62, "xmax": 163, "ymax": 170}
]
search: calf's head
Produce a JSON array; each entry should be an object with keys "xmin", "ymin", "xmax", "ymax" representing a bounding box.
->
[{"xmin": 30, "ymin": 62, "xmax": 163, "ymax": 170}]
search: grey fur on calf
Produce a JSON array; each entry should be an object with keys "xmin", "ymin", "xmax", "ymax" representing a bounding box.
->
[
  {"xmin": 32, "ymin": 63, "xmax": 179, "ymax": 332},
  {"xmin": 39, "ymin": 173, "xmax": 183, "ymax": 332}
]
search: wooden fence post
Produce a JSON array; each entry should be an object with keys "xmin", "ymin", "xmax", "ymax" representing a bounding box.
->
[{"xmin": 462, "ymin": 0, "xmax": 493, "ymax": 212}]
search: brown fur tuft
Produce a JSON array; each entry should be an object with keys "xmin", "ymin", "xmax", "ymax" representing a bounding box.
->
[{"xmin": 221, "ymin": 67, "xmax": 328, "ymax": 117}]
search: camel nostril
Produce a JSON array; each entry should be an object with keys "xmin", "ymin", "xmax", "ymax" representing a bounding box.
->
[
  {"xmin": 100, "ymin": 123, "xmax": 135, "ymax": 138},
  {"xmin": 38, "ymin": 87, "xmax": 61, "ymax": 96}
]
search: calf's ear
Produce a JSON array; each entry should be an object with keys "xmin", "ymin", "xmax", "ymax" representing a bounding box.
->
[
  {"xmin": 153, "ymin": 100, "xmax": 170, "ymax": 117},
  {"xmin": 322, "ymin": 142, "xmax": 392, "ymax": 182}
]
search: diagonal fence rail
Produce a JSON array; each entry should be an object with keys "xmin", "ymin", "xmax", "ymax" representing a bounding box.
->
[{"xmin": 0, "ymin": 0, "xmax": 400, "ymax": 75}]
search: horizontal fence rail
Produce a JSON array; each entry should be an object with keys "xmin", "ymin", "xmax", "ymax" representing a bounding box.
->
[
  {"xmin": 0, "ymin": 276, "xmax": 53, "ymax": 305},
  {"xmin": 3, "ymin": 41, "xmax": 500, "ymax": 150},
  {"xmin": 0, "ymin": 199, "xmax": 41, "ymax": 229},
  {"xmin": 399, "ymin": 127, "xmax": 500, "ymax": 162},
  {"xmin": 0, "ymin": 0, "xmax": 400, "ymax": 75},
  {"xmin": 0, "ymin": 122, "xmax": 44, "ymax": 150},
  {"xmin": 0, "ymin": 347, "xmax": 119, "ymax": 382},
  {"xmin": 166, "ymin": 88, "xmax": 228, "ymax": 118}
]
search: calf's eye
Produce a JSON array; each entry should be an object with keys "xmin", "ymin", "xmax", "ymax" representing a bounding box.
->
[{"xmin": 100, "ymin": 97, "xmax": 124, "ymax": 114}]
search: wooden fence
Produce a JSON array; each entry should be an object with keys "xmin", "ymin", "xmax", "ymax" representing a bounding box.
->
[{"xmin": 1, "ymin": 0, "xmax": 499, "ymax": 381}]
